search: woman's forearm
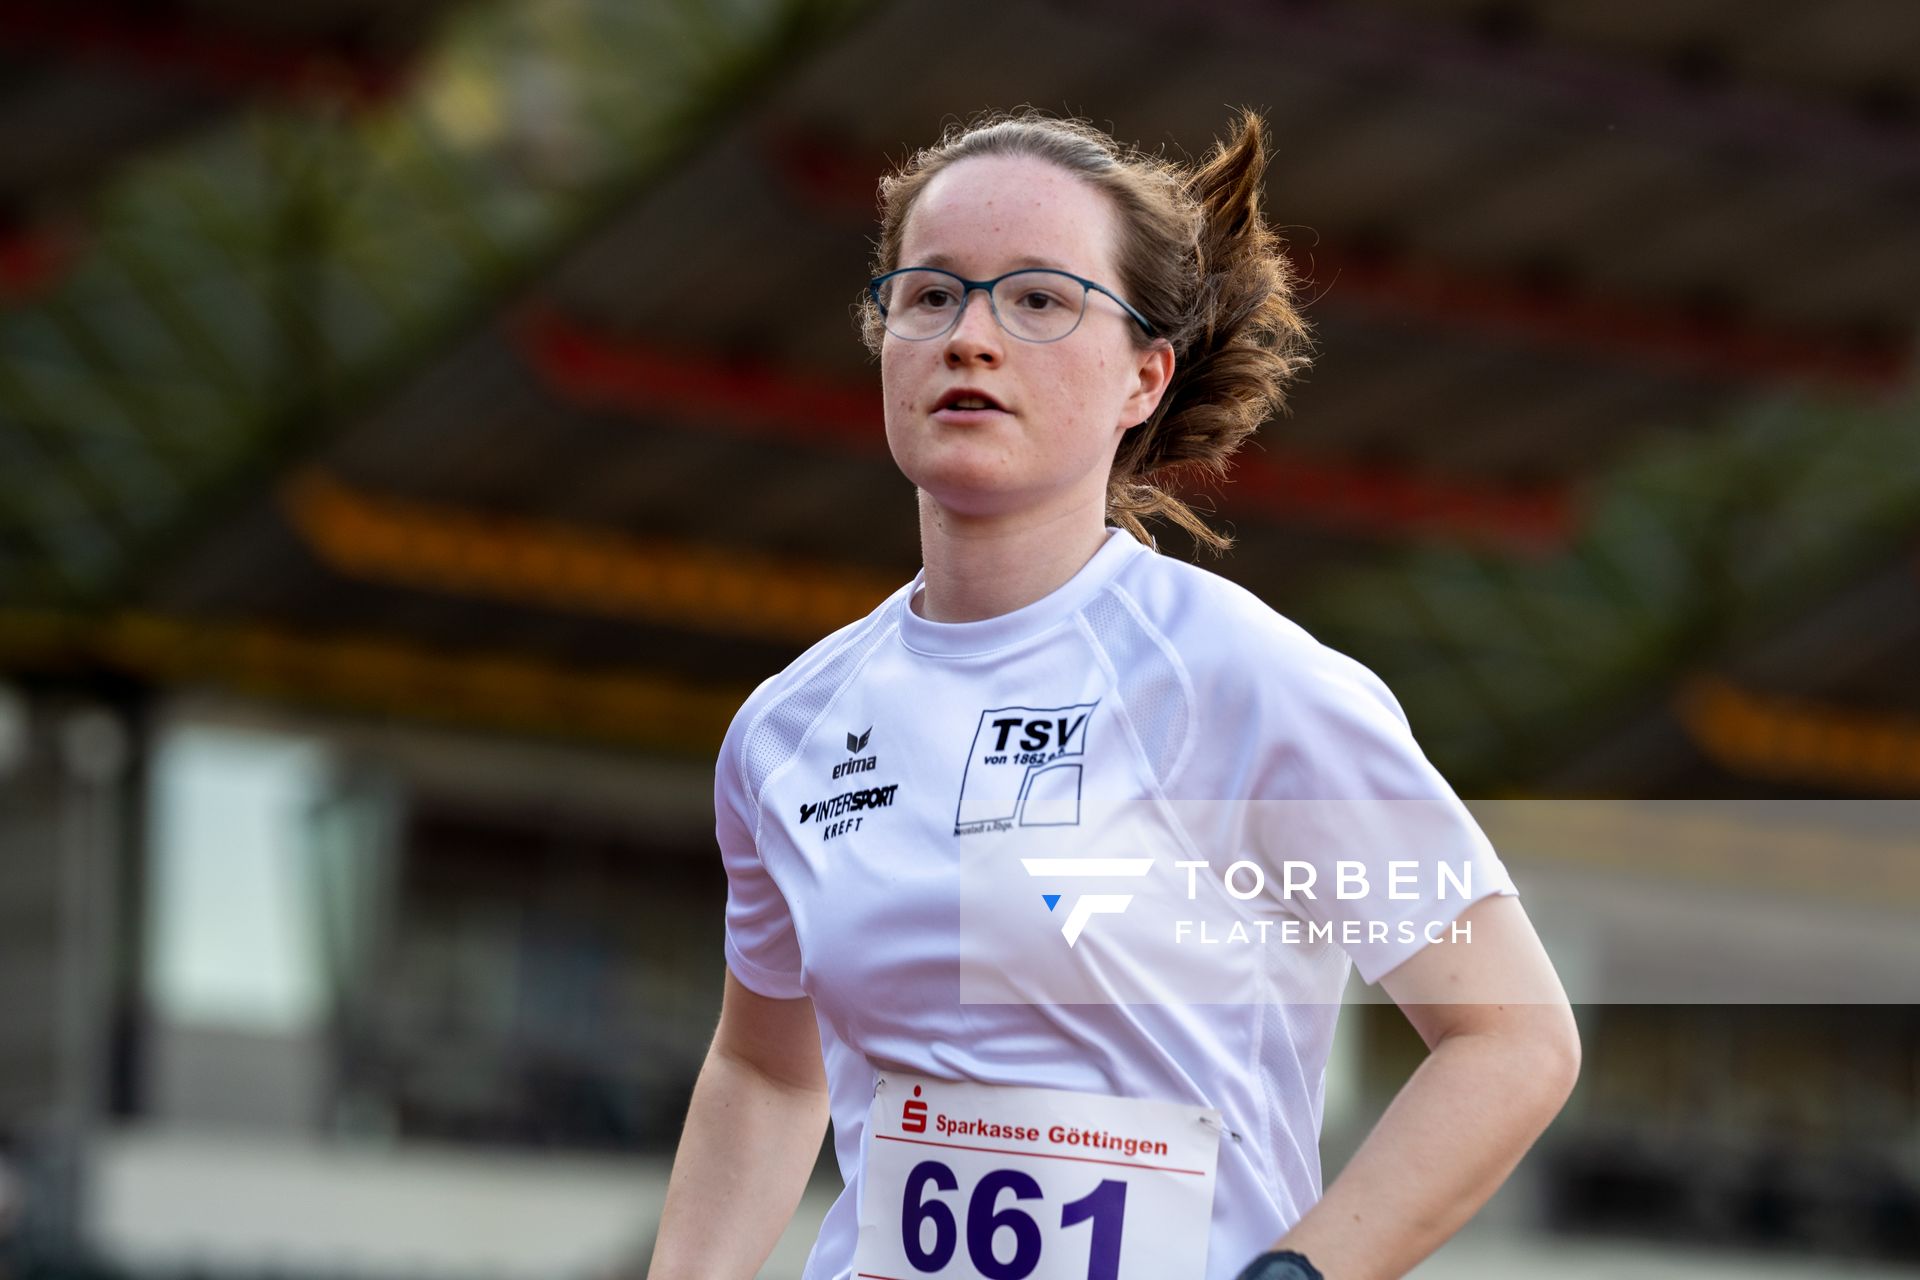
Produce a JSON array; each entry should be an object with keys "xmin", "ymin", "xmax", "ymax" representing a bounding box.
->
[
  {"xmin": 1269, "ymin": 1029, "xmax": 1578, "ymax": 1279},
  {"xmin": 647, "ymin": 1043, "xmax": 832, "ymax": 1280}
]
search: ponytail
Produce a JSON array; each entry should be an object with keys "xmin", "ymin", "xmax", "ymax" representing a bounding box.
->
[{"xmin": 1107, "ymin": 109, "xmax": 1312, "ymax": 551}]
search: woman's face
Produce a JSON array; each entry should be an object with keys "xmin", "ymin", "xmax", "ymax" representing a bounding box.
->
[{"xmin": 881, "ymin": 154, "xmax": 1173, "ymax": 523}]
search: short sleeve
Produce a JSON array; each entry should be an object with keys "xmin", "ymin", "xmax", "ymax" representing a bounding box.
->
[
  {"xmin": 716, "ymin": 703, "xmax": 808, "ymax": 1000},
  {"xmin": 1250, "ymin": 650, "xmax": 1518, "ymax": 986}
]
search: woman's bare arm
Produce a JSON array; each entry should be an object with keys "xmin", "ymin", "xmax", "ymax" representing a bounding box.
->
[
  {"xmin": 1263, "ymin": 894, "xmax": 1581, "ymax": 1279},
  {"xmin": 647, "ymin": 968, "xmax": 831, "ymax": 1280}
]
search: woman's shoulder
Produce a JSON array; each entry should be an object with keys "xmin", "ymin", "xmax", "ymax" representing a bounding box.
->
[
  {"xmin": 718, "ymin": 579, "xmax": 914, "ymax": 766},
  {"xmin": 1105, "ymin": 549, "xmax": 1408, "ymax": 729},
  {"xmin": 1108, "ymin": 549, "xmax": 1338, "ymax": 666}
]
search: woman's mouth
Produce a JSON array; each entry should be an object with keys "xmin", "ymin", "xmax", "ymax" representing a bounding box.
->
[{"xmin": 933, "ymin": 389, "xmax": 1009, "ymax": 421}]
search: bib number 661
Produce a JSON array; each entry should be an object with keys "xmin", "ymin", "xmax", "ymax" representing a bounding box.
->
[{"xmin": 901, "ymin": 1159, "xmax": 1126, "ymax": 1280}]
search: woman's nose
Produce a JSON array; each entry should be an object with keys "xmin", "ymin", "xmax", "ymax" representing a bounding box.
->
[{"xmin": 944, "ymin": 289, "xmax": 1002, "ymax": 363}]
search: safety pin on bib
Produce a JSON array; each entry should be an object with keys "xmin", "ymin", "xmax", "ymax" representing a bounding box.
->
[{"xmin": 1198, "ymin": 1112, "xmax": 1242, "ymax": 1142}]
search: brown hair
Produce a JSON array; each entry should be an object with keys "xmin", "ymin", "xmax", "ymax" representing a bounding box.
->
[{"xmin": 859, "ymin": 107, "xmax": 1313, "ymax": 551}]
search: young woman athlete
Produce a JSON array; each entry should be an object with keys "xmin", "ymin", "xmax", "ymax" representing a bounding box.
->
[{"xmin": 648, "ymin": 109, "xmax": 1580, "ymax": 1280}]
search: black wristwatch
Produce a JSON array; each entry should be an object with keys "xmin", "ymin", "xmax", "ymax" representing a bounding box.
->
[{"xmin": 1233, "ymin": 1249, "xmax": 1326, "ymax": 1280}]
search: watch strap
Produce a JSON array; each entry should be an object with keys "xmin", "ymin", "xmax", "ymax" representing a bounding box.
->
[{"xmin": 1235, "ymin": 1248, "xmax": 1327, "ymax": 1280}]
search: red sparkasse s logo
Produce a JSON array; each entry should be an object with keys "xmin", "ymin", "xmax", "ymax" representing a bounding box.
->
[{"xmin": 902, "ymin": 1084, "xmax": 928, "ymax": 1134}]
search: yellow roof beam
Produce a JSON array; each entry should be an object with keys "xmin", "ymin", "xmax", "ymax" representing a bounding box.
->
[
  {"xmin": 0, "ymin": 610, "xmax": 746, "ymax": 753},
  {"xmin": 281, "ymin": 469, "xmax": 899, "ymax": 643},
  {"xmin": 1680, "ymin": 675, "xmax": 1920, "ymax": 792}
]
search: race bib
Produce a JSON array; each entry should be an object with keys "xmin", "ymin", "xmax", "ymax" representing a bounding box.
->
[{"xmin": 852, "ymin": 1071, "xmax": 1223, "ymax": 1280}]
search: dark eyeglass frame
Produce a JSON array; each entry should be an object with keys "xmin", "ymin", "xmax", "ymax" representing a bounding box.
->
[{"xmin": 868, "ymin": 266, "xmax": 1158, "ymax": 343}]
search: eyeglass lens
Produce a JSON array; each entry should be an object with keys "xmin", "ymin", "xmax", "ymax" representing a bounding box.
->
[{"xmin": 879, "ymin": 270, "xmax": 1087, "ymax": 342}]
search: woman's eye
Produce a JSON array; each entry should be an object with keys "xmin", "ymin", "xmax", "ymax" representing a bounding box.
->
[
  {"xmin": 911, "ymin": 289, "xmax": 954, "ymax": 309},
  {"xmin": 1016, "ymin": 290, "xmax": 1062, "ymax": 311}
]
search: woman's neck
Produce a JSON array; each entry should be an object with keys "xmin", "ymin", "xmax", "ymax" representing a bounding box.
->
[{"xmin": 913, "ymin": 493, "xmax": 1112, "ymax": 623}]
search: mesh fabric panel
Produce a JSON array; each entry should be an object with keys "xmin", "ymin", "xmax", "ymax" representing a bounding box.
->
[
  {"xmin": 741, "ymin": 617, "xmax": 895, "ymax": 817},
  {"xmin": 1082, "ymin": 591, "xmax": 1190, "ymax": 787}
]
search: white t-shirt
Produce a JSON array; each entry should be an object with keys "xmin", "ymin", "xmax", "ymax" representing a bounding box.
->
[{"xmin": 717, "ymin": 527, "xmax": 1518, "ymax": 1280}]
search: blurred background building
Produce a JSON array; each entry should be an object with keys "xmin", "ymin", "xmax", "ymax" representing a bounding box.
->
[{"xmin": 1, "ymin": 0, "xmax": 1918, "ymax": 1276}]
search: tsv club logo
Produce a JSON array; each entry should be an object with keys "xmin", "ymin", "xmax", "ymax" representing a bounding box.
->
[
  {"xmin": 1022, "ymin": 857, "xmax": 1154, "ymax": 948},
  {"xmin": 952, "ymin": 702, "xmax": 1097, "ymax": 837}
]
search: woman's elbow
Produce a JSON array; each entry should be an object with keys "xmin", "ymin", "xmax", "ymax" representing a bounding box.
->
[{"xmin": 1537, "ymin": 1005, "xmax": 1582, "ymax": 1107}]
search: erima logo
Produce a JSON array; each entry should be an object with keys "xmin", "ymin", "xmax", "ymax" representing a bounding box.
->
[
  {"xmin": 835, "ymin": 726, "xmax": 876, "ymax": 780},
  {"xmin": 1023, "ymin": 857, "xmax": 1154, "ymax": 947},
  {"xmin": 953, "ymin": 702, "xmax": 1096, "ymax": 837}
]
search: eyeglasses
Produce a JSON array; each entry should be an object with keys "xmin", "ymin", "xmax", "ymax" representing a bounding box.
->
[{"xmin": 868, "ymin": 266, "xmax": 1156, "ymax": 344}]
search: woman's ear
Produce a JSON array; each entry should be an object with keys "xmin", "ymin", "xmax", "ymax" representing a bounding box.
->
[{"xmin": 1121, "ymin": 339, "xmax": 1176, "ymax": 431}]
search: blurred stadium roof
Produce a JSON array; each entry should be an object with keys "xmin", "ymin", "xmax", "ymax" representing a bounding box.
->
[{"xmin": 1, "ymin": 0, "xmax": 1917, "ymax": 794}]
